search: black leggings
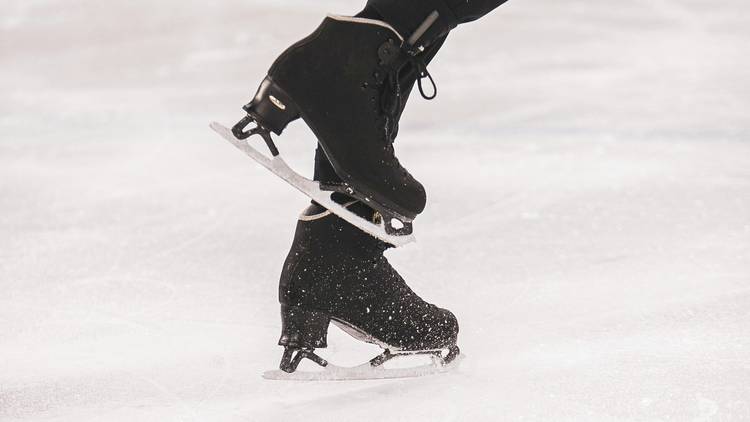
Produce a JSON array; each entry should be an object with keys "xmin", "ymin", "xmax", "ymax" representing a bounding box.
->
[
  {"xmin": 446, "ymin": 0, "xmax": 510, "ymax": 23},
  {"xmin": 314, "ymin": 0, "xmax": 509, "ymax": 185},
  {"xmin": 365, "ymin": 0, "xmax": 511, "ymax": 35}
]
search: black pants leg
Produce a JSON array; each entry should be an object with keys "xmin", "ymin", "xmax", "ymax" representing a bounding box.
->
[{"xmin": 447, "ymin": 0, "xmax": 510, "ymax": 24}]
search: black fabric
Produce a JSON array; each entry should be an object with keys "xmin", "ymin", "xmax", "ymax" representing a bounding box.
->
[
  {"xmin": 366, "ymin": 0, "xmax": 458, "ymax": 47},
  {"xmin": 314, "ymin": 32, "xmax": 449, "ymax": 187},
  {"xmin": 313, "ymin": 145, "xmax": 340, "ymax": 185},
  {"xmin": 355, "ymin": 4, "xmax": 382, "ymax": 20},
  {"xmin": 279, "ymin": 206, "xmax": 459, "ymax": 351},
  {"xmin": 313, "ymin": 1, "xmax": 507, "ymax": 187},
  {"xmin": 313, "ymin": 6, "xmax": 383, "ymax": 187},
  {"xmin": 447, "ymin": 0, "xmax": 510, "ymax": 23},
  {"xmin": 268, "ymin": 17, "xmax": 427, "ymax": 217},
  {"xmin": 365, "ymin": 0, "xmax": 508, "ymax": 44}
]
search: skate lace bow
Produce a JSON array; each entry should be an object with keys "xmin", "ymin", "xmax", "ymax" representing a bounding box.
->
[
  {"xmin": 403, "ymin": 48, "xmax": 437, "ymax": 101},
  {"xmin": 380, "ymin": 46, "xmax": 437, "ymax": 139}
]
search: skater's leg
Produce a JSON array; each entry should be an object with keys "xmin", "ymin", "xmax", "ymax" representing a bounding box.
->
[
  {"xmin": 447, "ymin": 0, "xmax": 511, "ymax": 23},
  {"xmin": 364, "ymin": 0, "xmax": 510, "ymax": 48}
]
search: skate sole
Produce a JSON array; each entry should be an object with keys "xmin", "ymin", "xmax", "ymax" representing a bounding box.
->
[{"xmin": 210, "ymin": 122, "xmax": 415, "ymax": 247}]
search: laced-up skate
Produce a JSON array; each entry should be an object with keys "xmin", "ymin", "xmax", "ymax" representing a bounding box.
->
[
  {"xmin": 211, "ymin": 13, "xmax": 446, "ymax": 245},
  {"xmin": 262, "ymin": 202, "xmax": 461, "ymax": 381}
]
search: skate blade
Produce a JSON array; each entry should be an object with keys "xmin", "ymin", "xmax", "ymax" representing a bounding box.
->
[
  {"xmin": 210, "ymin": 122, "xmax": 415, "ymax": 247},
  {"xmin": 262, "ymin": 353, "xmax": 464, "ymax": 381}
]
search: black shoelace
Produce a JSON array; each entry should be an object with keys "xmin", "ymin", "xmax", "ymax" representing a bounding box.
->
[{"xmin": 379, "ymin": 46, "xmax": 438, "ymax": 143}]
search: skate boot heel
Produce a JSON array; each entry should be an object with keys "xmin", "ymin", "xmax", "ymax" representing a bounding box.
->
[
  {"xmin": 277, "ymin": 305, "xmax": 331, "ymax": 373},
  {"xmin": 278, "ymin": 304, "xmax": 330, "ymax": 349},
  {"xmin": 241, "ymin": 77, "xmax": 300, "ymax": 136},
  {"xmin": 230, "ymin": 78, "xmax": 300, "ymax": 157}
]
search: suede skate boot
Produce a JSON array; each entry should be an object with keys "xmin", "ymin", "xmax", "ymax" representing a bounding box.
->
[
  {"xmin": 272, "ymin": 201, "xmax": 460, "ymax": 375},
  {"xmin": 312, "ymin": 29, "xmax": 449, "ymax": 186},
  {"xmin": 233, "ymin": 12, "xmax": 455, "ymax": 236}
]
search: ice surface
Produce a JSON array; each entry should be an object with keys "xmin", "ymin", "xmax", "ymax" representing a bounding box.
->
[{"xmin": 1, "ymin": 1, "xmax": 749, "ymax": 421}]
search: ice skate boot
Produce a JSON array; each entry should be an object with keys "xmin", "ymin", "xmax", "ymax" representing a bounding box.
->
[
  {"xmin": 263, "ymin": 201, "xmax": 461, "ymax": 381},
  {"xmin": 215, "ymin": 8, "xmax": 457, "ymax": 241},
  {"xmin": 310, "ymin": 13, "xmax": 449, "ymax": 191}
]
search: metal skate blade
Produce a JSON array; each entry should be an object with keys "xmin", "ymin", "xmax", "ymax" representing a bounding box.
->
[
  {"xmin": 210, "ymin": 122, "xmax": 416, "ymax": 247},
  {"xmin": 262, "ymin": 353, "xmax": 464, "ymax": 381}
]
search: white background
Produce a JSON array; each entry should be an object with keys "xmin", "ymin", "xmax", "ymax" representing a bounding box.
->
[{"xmin": 1, "ymin": 0, "xmax": 749, "ymax": 420}]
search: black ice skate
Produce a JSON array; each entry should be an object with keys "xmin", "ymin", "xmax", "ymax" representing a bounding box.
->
[
  {"xmin": 262, "ymin": 202, "xmax": 461, "ymax": 381},
  {"xmin": 210, "ymin": 123, "xmax": 414, "ymax": 247},
  {"xmin": 212, "ymin": 13, "xmax": 450, "ymax": 244}
]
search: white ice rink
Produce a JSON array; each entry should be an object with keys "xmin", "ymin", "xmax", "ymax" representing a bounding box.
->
[{"xmin": 1, "ymin": 1, "xmax": 749, "ymax": 420}]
